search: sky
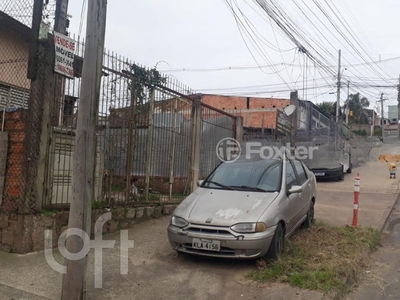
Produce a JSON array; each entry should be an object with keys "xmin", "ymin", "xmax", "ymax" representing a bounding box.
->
[{"xmin": 3, "ymin": 0, "xmax": 400, "ymax": 117}]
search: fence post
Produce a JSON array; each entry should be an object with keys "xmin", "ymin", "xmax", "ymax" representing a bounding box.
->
[
  {"xmin": 235, "ymin": 116, "xmax": 243, "ymax": 144},
  {"xmin": 352, "ymin": 173, "xmax": 360, "ymax": 226},
  {"xmin": 125, "ymin": 77, "xmax": 136, "ymax": 203},
  {"xmin": 145, "ymin": 88, "xmax": 156, "ymax": 202},
  {"xmin": 24, "ymin": 35, "xmax": 56, "ymax": 213},
  {"xmin": 189, "ymin": 96, "xmax": 202, "ymax": 194},
  {"xmin": 169, "ymin": 98, "xmax": 178, "ymax": 201}
]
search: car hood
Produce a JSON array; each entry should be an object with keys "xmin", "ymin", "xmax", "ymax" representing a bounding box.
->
[{"xmin": 173, "ymin": 187, "xmax": 279, "ymax": 226}]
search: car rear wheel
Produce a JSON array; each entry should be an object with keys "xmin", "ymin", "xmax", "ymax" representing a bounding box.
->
[
  {"xmin": 347, "ymin": 163, "xmax": 353, "ymax": 174},
  {"xmin": 266, "ymin": 223, "xmax": 284, "ymax": 260},
  {"xmin": 301, "ymin": 200, "xmax": 314, "ymax": 229},
  {"xmin": 337, "ymin": 173, "xmax": 344, "ymax": 181}
]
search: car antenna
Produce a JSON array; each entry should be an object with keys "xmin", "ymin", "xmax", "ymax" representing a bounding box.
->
[{"xmin": 282, "ymin": 146, "xmax": 289, "ymax": 160}]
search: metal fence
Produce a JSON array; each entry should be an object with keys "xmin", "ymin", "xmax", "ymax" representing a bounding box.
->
[
  {"xmin": 0, "ymin": 0, "xmax": 33, "ymax": 28},
  {"xmin": 0, "ymin": 4, "xmax": 42, "ymax": 213},
  {"xmin": 42, "ymin": 36, "xmax": 238, "ymax": 208}
]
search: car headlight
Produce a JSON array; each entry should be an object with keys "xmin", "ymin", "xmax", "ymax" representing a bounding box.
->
[
  {"xmin": 230, "ymin": 222, "xmax": 267, "ymax": 233},
  {"xmin": 171, "ymin": 216, "xmax": 188, "ymax": 228}
]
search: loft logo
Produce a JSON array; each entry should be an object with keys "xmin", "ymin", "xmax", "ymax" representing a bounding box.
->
[{"xmin": 44, "ymin": 212, "xmax": 134, "ymax": 288}]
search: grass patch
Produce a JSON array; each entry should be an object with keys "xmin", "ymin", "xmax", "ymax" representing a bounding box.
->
[
  {"xmin": 41, "ymin": 209, "xmax": 56, "ymax": 217},
  {"xmin": 110, "ymin": 185, "xmax": 124, "ymax": 192},
  {"xmin": 137, "ymin": 193, "xmax": 161, "ymax": 202},
  {"xmin": 248, "ymin": 221, "xmax": 381, "ymax": 294}
]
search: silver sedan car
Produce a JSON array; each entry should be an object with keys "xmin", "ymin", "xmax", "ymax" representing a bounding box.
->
[{"xmin": 167, "ymin": 154, "xmax": 317, "ymax": 259}]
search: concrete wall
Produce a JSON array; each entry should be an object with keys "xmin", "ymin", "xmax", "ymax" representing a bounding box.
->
[
  {"xmin": 0, "ymin": 131, "xmax": 7, "ymax": 208},
  {"xmin": 0, "ymin": 203, "xmax": 178, "ymax": 253},
  {"xmin": 388, "ymin": 105, "xmax": 398, "ymax": 121}
]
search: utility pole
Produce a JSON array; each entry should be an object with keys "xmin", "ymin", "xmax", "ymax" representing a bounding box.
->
[
  {"xmin": 334, "ymin": 49, "xmax": 341, "ymax": 151},
  {"xmin": 371, "ymin": 108, "xmax": 375, "ymax": 137},
  {"xmin": 61, "ymin": 0, "xmax": 107, "ymax": 299},
  {"xmin": 53, "ymin": 0, "xmax": 69, "ymax": 126},
  {"xmin": 377, "ymin": 93, "xmax": 386, "ymax": 140},
  {"xmin": 54, "ymin": 0, "xmax": 69, "ymax": 34},
  {"xmin": 336, "ymin": 49, "xmax": 341, "ymax": 123},
  {"xmin": 397, "ymin": 75, "xmax": 400, "ymax": 139},
  {"xmin": 345, "ymin": 81, "xmax": 349, "ymax": 125}
]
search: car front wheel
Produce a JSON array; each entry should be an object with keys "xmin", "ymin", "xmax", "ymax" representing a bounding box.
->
[{"xmin": 266, "ymin": 223, "xmax": 284, "ymax": 260}]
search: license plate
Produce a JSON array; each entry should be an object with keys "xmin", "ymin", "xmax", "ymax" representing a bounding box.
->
[
  {"xmin": 192, "ymin": 238, "xmax": 220, "ymax": 252},
  {"xmin": 314, "ymin": 172, "xmax": 325, "ymax": 176}
]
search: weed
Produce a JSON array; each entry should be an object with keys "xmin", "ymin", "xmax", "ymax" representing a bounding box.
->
[
  {"xmin": 248, "ymin": 223, "xmax": 382, "ymax": 294},
  {"xmin": 41, "ymin": 209, "xmax": 55, "ymax": 217}
]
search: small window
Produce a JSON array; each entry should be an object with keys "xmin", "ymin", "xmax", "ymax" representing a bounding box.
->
[
  {"xmin": 286, "ymin": 162, "xmax": 298, "ymax": 189},
  {"xmin": 293, "ymin": 160, "xmax": 308, "ymax": 185},
  {"xmin": 257, "ymin": 164, "xmax": 281, "ymax": 191}
]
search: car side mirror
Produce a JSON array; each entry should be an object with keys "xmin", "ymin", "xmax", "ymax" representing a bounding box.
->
[
  {"xmin": 197, "ymin": 180, "xmax": 204, "ymax": 187},
  {"xmin": 288, "ymin": 185, "xmax": 302, "ymax": 195}
]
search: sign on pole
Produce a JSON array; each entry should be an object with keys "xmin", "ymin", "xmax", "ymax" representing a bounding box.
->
[{"xmin": 54, "ymin": 31, "xmax": 75, "ymax": 78}]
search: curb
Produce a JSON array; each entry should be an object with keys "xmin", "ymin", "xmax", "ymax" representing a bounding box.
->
[{"xmin": 380, "ymin": 187, "xmax": 400, "ymax": 233}]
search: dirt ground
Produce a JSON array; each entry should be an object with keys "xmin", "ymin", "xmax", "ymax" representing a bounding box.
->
[{"xmin": 1, "ymin": 143, "xmax": 399, "ymax": 300}]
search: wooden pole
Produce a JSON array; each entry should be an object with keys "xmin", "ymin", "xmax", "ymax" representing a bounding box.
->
[{"xmin": 60, "ymin": 0, "xmax": 107, "ymax": 299}]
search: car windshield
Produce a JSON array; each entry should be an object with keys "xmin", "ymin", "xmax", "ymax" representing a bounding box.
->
[{"xmin": 202, "ymin": 160, "xmax": 281, "ymax": 192}]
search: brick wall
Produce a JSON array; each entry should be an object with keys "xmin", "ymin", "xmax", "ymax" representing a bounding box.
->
[
  {"xmin": 238, "ymin": 110, "xmax": 278, "ymax": 128},
  {"xmin": 0, "ymin": 109, "xmax": 26, "ymax": 212},
  {"xmin": 201, "ymin": 94, "xmax": 288, "ymax": 128},
  {"xmin": 201, "ymin": 94, "xmax": 290, "ymax": 110}
]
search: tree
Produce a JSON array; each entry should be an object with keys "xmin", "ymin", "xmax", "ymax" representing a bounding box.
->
[
  {"xmin": 316, "ymin": 101, "xmax": 342, "ymax": 118},
  {"xmin": 317, "ymin": 101, "xmax": 335, "ymax": 117},
  {"xmin": 346, "ymin": 93, "xmax": 370, "ymax": 124}
]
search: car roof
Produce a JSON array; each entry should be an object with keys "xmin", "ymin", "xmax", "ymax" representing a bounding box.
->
[{"xmin": 225, "ymin": 155, "xmax": 282, "ymax": 165}]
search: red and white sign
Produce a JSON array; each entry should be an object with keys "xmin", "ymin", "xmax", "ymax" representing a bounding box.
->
[{"xmin": 54, "ymin": 32, "xmax": 76, "ymax": 78}]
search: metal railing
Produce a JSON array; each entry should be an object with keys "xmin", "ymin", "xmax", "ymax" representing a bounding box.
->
[{"xmin": 43, "ymin": 36, "xmax": 238, "ymax": 208}]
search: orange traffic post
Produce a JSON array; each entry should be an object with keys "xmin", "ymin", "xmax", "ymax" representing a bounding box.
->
[{"xmin": 352, "ymin": 173, "xmax": 360, "ymax": 226}]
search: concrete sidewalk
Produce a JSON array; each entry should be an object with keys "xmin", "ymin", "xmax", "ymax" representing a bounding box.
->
[
  {"xmin": 0, "ymin": 147, "xmax": 399, "ymax": 299},
  {"xmin": 0, "ymin": 218, "xmax": 328, "ymax": 300},
  {"xmin": 315, "ymin": 159, "xmax": 400, "ymax": 229}
]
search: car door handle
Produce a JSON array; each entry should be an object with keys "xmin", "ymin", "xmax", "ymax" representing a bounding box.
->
[{"xmin": 299, "ymin": 193, "xmax": 302, "ymax": 198}]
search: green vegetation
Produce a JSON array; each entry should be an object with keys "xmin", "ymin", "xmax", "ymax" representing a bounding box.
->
[
  {"xmin": 41, "ymin": 209, "xmax": 56, "ymax": 217},
  {"xmin": 137, "ymin": 193, "xmax": 161, "ymax": 202},
  {"xmin": 373, "ymin": 126, "xmax": 382, "ymax": 136},
  {"xmin": 316, "ymin": 101, "xmax": 336, "ymax": 117},
  {"xmin": 345, "ymin": 93, "xmax": 370, "ymax": 125},
  {"xmin": 353, "ymin": 129, "xmax": 367, "ymax": 136},
  {"xmin": 248, "ymin": 221, "xmax": 381, "ymax": 294}
]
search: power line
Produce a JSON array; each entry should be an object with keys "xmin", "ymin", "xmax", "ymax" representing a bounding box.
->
[{"xmin": 159, "ymin": 56, "xmax": 400, "ymax": 73}]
